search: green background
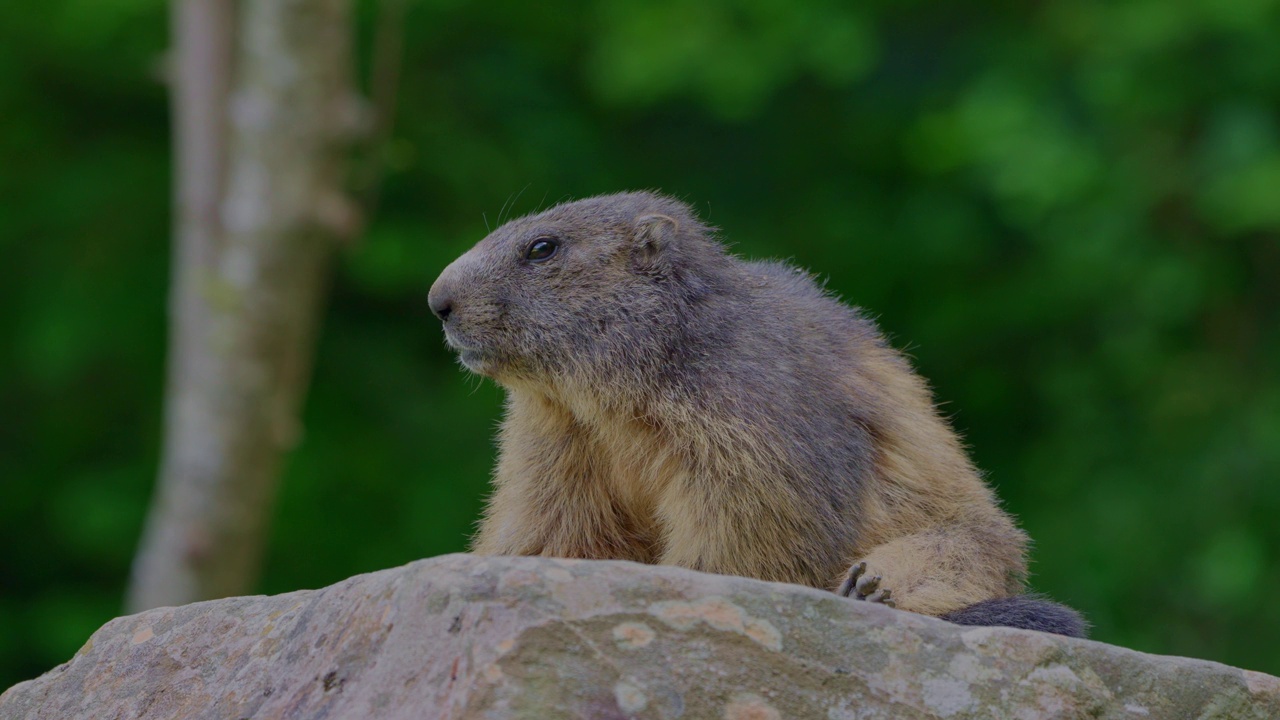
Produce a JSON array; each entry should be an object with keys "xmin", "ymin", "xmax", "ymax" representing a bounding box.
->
[{"xmin": 2, "ymin": 0, "xmax": 1279, "ymax": 688}]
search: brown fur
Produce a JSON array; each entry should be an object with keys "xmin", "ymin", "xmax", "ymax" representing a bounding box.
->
[{"xmin": 429, "ymin": 192, "xmax": 1030, "ymax": 618}]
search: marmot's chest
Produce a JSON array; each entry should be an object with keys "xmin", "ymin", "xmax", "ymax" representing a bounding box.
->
[
  {"xmin": 556, "ymin": 389, "xmax": 695, "ymax": 550},
  {"xmin": 587, "ymin": 414, "xmax": 684, "ymax": 517}
]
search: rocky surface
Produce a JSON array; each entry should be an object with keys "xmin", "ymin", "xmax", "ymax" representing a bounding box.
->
[{"xmin": 2, "ymin": 554, "xmax": 1277, "ymax": 719}]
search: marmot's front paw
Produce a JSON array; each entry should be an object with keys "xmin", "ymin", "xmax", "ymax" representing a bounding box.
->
[{"xmin": 838, "ymin": 561, "xmax": 895, "ymax": 607}]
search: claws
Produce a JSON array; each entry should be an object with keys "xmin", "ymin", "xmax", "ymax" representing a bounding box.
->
[
  {"xmin": 837, "ymin": 561, "xmax": 866, "ymax": 597},
  {"xmin": 855, "ymin": 572, "xmax": 881, "ymax": 596},
  {"xmin": 865, "ymin": 589, "xmax": 895, "ymax": 607},
  {"xmin": 837, "ymin": 561, "xmax": 896, "ymax": 608}
]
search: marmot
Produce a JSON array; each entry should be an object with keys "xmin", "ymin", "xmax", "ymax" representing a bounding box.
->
[{"xmin": 428, "ymin": 191, "xmax": 1085, "ymax": 637}]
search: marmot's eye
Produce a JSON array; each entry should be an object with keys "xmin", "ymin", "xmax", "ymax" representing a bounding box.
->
[{"xmin": 525, "ymin": 238, "xmax": 558, "ymax": 262}]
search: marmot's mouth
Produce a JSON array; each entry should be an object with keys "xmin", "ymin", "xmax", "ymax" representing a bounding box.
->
[
  {"xmin": 443, "ymin": 327, "xmax": 478, "ymax": 353},
  {"xmin": 456, "ymin": 347, "xmax": 500, "ymax": 376},
  {"xmin": 443, "ymin": 330, "xmax": 495, "ymax": 374}
]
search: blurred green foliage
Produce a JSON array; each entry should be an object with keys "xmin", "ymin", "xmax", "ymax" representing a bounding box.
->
[{"xmin": 2, "ymin": 0, "xmax": 1278, "ymax": 688}]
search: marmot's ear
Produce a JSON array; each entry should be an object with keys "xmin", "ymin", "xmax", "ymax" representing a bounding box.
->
[{"xmin": 633, "ymin": 213, "xmax": 678, "ymax": 269}]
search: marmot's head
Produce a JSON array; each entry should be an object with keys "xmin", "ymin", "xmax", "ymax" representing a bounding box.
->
[{"xmin": 429, "ymin": 191, "xmax": 727, "ymax": 385}]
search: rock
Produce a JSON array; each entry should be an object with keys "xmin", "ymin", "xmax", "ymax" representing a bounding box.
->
[{"xmin": 2, "ymin": 554, "xmax": 1277, "ymax": 719}]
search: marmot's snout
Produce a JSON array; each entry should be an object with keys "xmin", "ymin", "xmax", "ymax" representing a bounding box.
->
[
  {"xmin": 428, "ymin": 256, "xmax": 469, "ymax": 325},
  {"xmin": 427, "ymin": 286, "xmax": 452, "ymax": 322},
  {"xmin": 429, "ymin": 254, "xmax": 502, "ymax": 374}
]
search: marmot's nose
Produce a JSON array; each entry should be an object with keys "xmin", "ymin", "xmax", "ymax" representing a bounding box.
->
[{"xmin": 428, "ymin": 290, "xmax": 453, "ymax": 322}]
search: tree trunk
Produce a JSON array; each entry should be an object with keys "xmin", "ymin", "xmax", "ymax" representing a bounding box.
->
[{"xmin": 128, "ymin": 0, "xmax": 359, "ymax": 612}]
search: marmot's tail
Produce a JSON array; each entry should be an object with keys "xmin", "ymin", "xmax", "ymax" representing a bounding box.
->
[{"xmin": 941, "ymin": 595, "xmax": 1088, "ymax": 638}]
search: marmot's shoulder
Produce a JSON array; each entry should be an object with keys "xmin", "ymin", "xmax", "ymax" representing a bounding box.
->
[
  {"xmin": 740, "ymin": 259, "xmax": 829, "ymax": 298},
  {"xmin": 735, "ymin": 259, "xmax": 884, "ymax": 346}
]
